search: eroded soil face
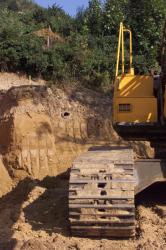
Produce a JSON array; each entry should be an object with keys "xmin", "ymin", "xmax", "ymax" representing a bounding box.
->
[
  {"xmin": 0, "ymin": 84, "xmax": 152, "ymax": 192},
  {"xmin": 0, "ymin": 83, "xmax": 117, "ymax": 196}
]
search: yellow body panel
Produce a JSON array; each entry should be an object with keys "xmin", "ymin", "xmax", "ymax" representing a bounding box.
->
[
  {"xmin": 116, "ymin": 75, "xmax": 154, "ymax": 97},
  {"xmin": 113, "ymin": 75, "xmax": 158, "ymax": 123},
  {"xmin": 113, "ymin": 23, "xmax": 158, "ymax": 124}
]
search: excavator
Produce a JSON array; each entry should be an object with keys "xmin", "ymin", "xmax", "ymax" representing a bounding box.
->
[{"xmin": 68, "ymin": 21, "xmax": 166, "ymax": 238}]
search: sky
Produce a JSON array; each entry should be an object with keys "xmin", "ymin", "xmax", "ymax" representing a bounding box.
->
[{"xmin": 35, "ymin": 0, "xmax": 89, "ymax": 16}]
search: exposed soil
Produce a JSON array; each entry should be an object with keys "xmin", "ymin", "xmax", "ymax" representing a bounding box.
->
[
  {"xmin": 0, "ymin": 73, "xmax": 165, "ymax": 250},
  {"xmin": 0, "ymin": 72, "xmax": 45, "ymax": 91},
  {"xmin": 1, "ymin": 174, "xmax": 166, "ymax": 250}
]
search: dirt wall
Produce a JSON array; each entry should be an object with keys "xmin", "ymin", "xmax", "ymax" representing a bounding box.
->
[
  {"xmin": 0, "ymin": 156, "xmax": 12, "ymax": 197},
  {"xmin": 0, "ymin": 84, "xmax": 114, "ymax": 196},
  {"xmin": 0, "ymin": 83, "xmax": 153, "ymax": 197}
]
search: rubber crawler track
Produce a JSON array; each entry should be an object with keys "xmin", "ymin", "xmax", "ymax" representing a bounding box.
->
[{"xmin": 69, "ymin": 147, "xmax": 135, "ymax": 238}]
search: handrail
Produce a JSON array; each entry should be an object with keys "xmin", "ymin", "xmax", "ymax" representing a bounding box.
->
[
  {"xmin": 122, "ymin": 23, "xmax": 125, "ymax": 74},
  {"xmin": 115, "ymin": 22, "xmax": 133, "ymax": 78},
  {"xmin": 116, "ymin": 23, "xmax": 123, "ymax": 77},
  {"xmin": 124, "ymin": 28, "xmax": 133, "ymax": 73}
]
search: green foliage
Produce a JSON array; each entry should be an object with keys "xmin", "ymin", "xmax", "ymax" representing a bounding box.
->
[
  {"xmin": 126, "ymin": 0, "xmax": 166, "ymax": 73},
  {"xmin": 0, "ymin": 0, "xmax": 39, "ymax": 11},
  {"xmin": 0, "ymin": 0, "xmax": 165, "ymax": 90},
  {"xmin": 103, "ymin": 0, "xmax": 128, "ymax": 35},
  {"xmin": 86, "ymin": 0, "xmax": 103, "ymax": 35},
  {"xmin": 47, "ymin": 4, "xmax": 73, "ymax": 36}
]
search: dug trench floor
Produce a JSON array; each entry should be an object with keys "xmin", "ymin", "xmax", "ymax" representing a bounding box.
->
[{"xmin": 0, "ymin": 172, "xmax": 166, "ymax": 250}]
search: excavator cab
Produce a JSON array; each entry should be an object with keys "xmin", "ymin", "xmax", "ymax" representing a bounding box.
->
[{"xmin": 113, "ymin": 23, "xmax": 165, "ymax": 140}]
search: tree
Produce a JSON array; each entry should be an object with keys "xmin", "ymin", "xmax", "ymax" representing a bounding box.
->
[
  {"xmin": 47, "ymin": 4, "xmax": 73, "ymax": 36},
  {"xmin": 86, "ymin": 0, "xmax": 103, "ymax": 36},
  {"xmin": 103, "ymin": 0, "xmax": 128, "ymax": 35},
  {"xmin": 0, "ymin": 0, "xmax": 39, "ymax": 12},
  {"xmin": 8, "ymin": 0, "xmax": 21, "ymax": 11},
  {"xmin": 127, "ymin": 0, "xmax": 166, "ymax": 72}
]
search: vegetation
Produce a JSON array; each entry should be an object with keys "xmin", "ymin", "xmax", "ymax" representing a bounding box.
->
[{"xmin": 0, "ymin": 0, "xmax": 165, "ymax": 90}]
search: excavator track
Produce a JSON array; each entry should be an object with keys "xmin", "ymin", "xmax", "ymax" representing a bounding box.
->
[{"xmin": 69, "ymin": 147, "xmax": 135, "ymax": 238}]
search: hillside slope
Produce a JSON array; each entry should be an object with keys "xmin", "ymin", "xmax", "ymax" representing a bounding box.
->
[{"xmin": 0, "ymin": 0, "xmax": 40, "ymax": 11}]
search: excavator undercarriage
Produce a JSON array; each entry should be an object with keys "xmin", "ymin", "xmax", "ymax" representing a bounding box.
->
[
  {"xmin": 69, "ymin": 147, "xmax": 135, "ymax": 238},
  {"xmin": 69, "ymin": 147, "xmax": 166, "ymax": 238}
]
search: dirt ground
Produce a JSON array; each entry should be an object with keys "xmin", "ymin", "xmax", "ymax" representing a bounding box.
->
[
  {"xmin": 0, "ymin": 174, "xmax": 166, "ymax": 250},
  {"xmin": 0, "ymin": 73, "xmax": 165, "ymax": 250}
]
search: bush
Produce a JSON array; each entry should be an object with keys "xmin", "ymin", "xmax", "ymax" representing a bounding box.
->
[{"xmin": 0, "ymin": 0, "xmax": 165, "ymax": 91}]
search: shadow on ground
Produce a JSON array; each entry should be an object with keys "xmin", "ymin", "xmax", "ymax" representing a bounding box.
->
[
  {"xmin": 136, "ymin": 182, "xmax": 166, "ymax": 207},
  {"xmin": 0, "ymin": 170, "xmax": 70, "ymax": 250}
]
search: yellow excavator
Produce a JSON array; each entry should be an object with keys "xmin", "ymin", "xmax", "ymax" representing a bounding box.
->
[
  {"xmin": 68, "ymin": 22, "xmax": 166, "ymax": 238},
  {"xmin": 114, "ymin": 22, "xmax": 166, "ymax": 142}
]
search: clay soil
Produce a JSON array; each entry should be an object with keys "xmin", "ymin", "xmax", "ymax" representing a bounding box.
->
[{"xmin": 0, "ymin": 175, "xmax": 166, "ymax": 250}]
